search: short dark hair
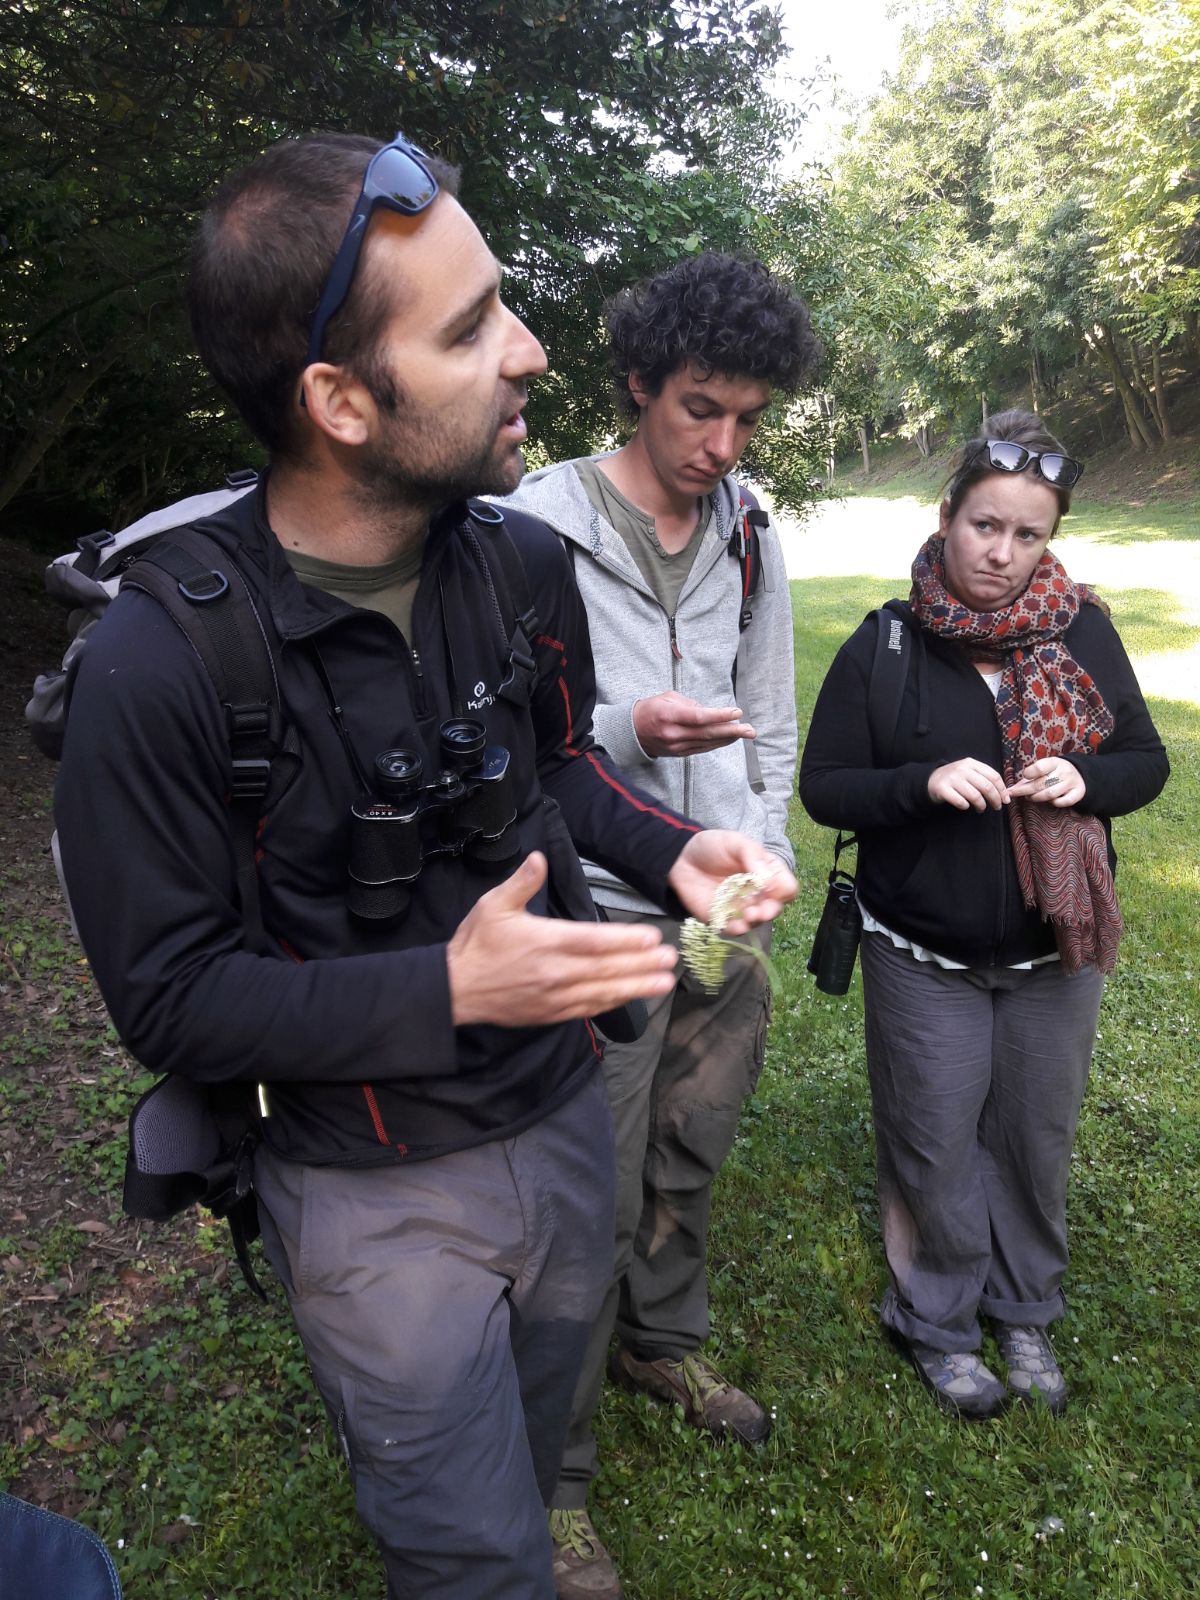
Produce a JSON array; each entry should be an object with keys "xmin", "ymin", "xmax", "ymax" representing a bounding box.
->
[
  {"xmin": 186, "ymin": 132, "xmax": 460, "ymax": 457},
  {"xmin": 605, "ymin": 252, "xmax": 821, "ymax": 421},
  {"xmin": 944, "ymin": 409, "xmax": 1077, "ymax": 523}
]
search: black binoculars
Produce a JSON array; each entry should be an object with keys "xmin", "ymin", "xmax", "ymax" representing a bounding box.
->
[
  {"xmin": 807, "ymin": 863, "xmax": 862, "ymax": 996},
  {"xmin": 347, "ymin": 717, "xmax": 519, "ymax": 924}
]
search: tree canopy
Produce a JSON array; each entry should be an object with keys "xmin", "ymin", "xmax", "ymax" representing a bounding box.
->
[
  {"xmin": 1, "ymin": 0, "xmax": 800, "ymax": 537},
  {"xmin": 6, "ymin": 0, "xmax": 1196, "ymax": 537},
  {"xmin": 808, "ymin": 0, "xmax": 1200, "ymax": 459}
]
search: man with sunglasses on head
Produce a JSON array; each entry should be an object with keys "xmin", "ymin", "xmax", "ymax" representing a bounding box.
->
[
  {"xmin": 508, "ymin": 254, "xmax": 820, "ymax": 1598},
  {"xmin": 53, "ymin": 134, "xmax": 796, "ymax": 1598}
]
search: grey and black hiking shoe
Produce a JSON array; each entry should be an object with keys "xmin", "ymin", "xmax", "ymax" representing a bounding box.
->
[
  {"xmin": 899, "ymin": 1337, "xmax": 1009, "ymax": 1419},
  {"xmin": 609, "ymin": 1348, "xmax": 772, "ymax": 1446},
  {"xmin": 549, "ymin": 1509, "xmax": 622, "ymax": 1600},
  {"xmin": 993, "ymin": 1323, "xmax": 1069, "ymax": 1415}
]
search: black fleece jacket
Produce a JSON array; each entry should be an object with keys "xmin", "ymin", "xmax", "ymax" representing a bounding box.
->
[
  {"xmin": 56, "ymin": 486, "xmax": 699, "ymax": 1165},
  {"xmin": 799, "ymin": 600, "xmax": 1169, "ymax": 967}
]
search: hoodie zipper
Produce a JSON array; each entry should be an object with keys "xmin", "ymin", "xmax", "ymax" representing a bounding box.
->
[{"xmin": 667, "ymin": 613, "xmax": 693, "ymax": 816}]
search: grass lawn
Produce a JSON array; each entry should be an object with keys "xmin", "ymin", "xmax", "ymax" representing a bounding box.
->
[{"xmin": 1, "ymin": 502, "xmax": 1197, "ymax": 1598}]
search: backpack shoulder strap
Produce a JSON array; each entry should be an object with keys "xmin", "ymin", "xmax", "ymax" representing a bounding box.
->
[
  {"xmin": 121, "ymin": 525, "xmax": 283, "ymax": 955},
  {"xmin": 119, "ymin": 523, "xmax": 276, "ymax": 1291},
  {"xmin": 734, "ymin": 482, "xmax": 769, "ymax": 632},
  {"xmin": 866, "ymin": 599, "xmax": 915, "ymax": 764},
  {"xmin": 463, "ymin": 501, "xmax": 540, "ymax": 706}
]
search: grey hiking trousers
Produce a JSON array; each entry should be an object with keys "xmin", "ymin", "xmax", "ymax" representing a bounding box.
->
[
  {"xmin": 861, "ymin": 931, "xmax": 1104, "ymax": 1352},
  {"xmin": 254, "ymin": 1071, "xmax": 614, "ymax": 1599},
  {"xmin": 553, "ymin": 911, "xmax": 771, "ymax": 1508}
]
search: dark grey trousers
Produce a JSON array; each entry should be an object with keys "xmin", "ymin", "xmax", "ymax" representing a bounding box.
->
[
  {"xmin": 552, "ymin": 912, "xmax": 771, "ymax": 1508},
  {"xmin": 860, "ymin": 931, "xmax": 1104, "ymax": 1352},
  {"xmin": 254, "ymin": 1071, "xmax": 614, "ymax": 1599}
]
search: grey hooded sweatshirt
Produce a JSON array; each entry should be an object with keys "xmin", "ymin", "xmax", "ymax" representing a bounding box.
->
[{"xmin": 506, "ymin": 459, "xmax": 797, "ymax": 914}]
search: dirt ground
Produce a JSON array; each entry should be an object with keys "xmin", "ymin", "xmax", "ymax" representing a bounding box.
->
[{"xmin": 0, "ymin": 542, "xmax": 214, "ymax": 1516}]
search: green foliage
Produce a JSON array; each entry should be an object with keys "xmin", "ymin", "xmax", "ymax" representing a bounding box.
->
[
  {"xmin": 808, "ymin": 0, "xmax": 1200, "ymax": 452},
  {"xmin": 0, "ymin": 0, "xmax": 801, "ymax": 539}
]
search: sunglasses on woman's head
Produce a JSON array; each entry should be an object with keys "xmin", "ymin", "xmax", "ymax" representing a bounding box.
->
[{"xmin": 981, "ymin": 439, "xmax": 1084, "ymax": 488}]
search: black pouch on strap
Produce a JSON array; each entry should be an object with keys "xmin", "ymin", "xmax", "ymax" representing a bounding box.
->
[{"xmin": 123, "ymin": 1076, "xmax": 265, "ymax": 1297}]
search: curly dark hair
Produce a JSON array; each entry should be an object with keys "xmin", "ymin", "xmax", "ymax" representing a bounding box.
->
[
  {"xmin": 943, "ymin": 410, "xmax": 1080, "ymax": 524},
  {"xmin": 605, "ymin": 252, "xmax": 821, "ymax": 421}
]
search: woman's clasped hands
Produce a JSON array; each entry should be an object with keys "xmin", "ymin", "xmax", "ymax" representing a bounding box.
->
[{"xmin": 928, "ymin": 756, "xmax": 1086, "ymax": 811}]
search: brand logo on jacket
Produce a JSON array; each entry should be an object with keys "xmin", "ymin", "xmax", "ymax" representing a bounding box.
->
[
  {"xmin": 467, "ymin": 679, "xmax": 494, "ymax": 711},
  {"xmin": 888, "ymin": 619, "xmax": 904, "ymax": 654}
]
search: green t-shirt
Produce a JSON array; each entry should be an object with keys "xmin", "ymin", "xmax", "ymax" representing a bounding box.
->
[
  {"xmin": 285, "ymin": 544, "xmax": 424, "ymax": 641},
  {"xmin": 573, "ymin": 458, "xmax": 711, "ymax": 620}
]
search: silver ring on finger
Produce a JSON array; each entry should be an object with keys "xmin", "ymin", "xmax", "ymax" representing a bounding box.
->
[{"xmin": 1044, "ymin": 771, "xmax": 1060, "ymax": 788}]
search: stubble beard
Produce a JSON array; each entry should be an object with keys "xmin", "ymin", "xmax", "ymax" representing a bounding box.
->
[{"xmin": 354, "ymin": 391, "xmax": 527, "ymax": 519}]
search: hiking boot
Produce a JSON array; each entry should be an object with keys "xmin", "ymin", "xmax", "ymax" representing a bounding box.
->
[
  {"xmin": 993, "ymin": 1323, "xmax": 1069, "ymax": 1415},
  {"xmin": 898, "ymin": 1336, "xmax": 1009, "ymax": 1420},
  {"xmin": 609, "ymin": 1348, "xmax": 771, "ymax": 1446},
  {"xmin": 548, "ymin": 1509, "xmax": 622, "ymax": 1600}
]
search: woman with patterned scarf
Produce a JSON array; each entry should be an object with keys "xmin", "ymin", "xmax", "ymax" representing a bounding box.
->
[{"xmin": 799, "ymin": 411, "xmax": 1169, "ymax": 1419}]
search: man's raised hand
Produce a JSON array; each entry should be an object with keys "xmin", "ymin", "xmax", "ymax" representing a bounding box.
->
[
  {"xmin": 668, "ymin": 831, "xmax": 797, "ymax": 934},
  {"xmin": 445, "ymin": 852, "xmax": 678, "ymax": 1028}
]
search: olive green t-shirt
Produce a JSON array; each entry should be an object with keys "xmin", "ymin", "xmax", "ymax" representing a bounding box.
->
[
  {"xmin": 285, "ymin": 544, "xmax": 424, "ymax": 641},
  {"xmin": 573, "ymin": 458, "xmax": 711, "ymax": 620}
]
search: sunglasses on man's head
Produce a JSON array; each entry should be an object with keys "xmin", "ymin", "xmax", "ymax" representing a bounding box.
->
[
  {"xmin": 305, "ymin": 132, "xmax": 440, "ymax": 370},
  {"xmin": 981, "ymin": 439, "xmax": 1084, "ymax": 489}
]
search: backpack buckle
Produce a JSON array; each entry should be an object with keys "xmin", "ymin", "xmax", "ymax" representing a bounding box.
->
[
  {"xmin": 497, "ymin": 628, "xmax": 537, "ymax": 705},
  {"xmin": 468, "ymin": 500, "xmax": 505, "ymax": 527},
  {"xmin": 230, "ymin": 758, "xmax": 271, "ymax": 801},
  {"xmin": 226, "ymin": 703, "xmax": 272, "ymax": 740},
  {"xmin": 76, "ymin": 529, "xmax": 116, "ymax": 556},
  {"xmin": 179, "ymin": 570, "xmax": 230, "ymax": 603},
  {"xmin": 225, "ymin": 704, "xmax": 276, "ymax": 800}
]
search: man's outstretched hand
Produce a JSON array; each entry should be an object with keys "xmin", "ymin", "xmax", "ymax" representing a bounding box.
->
[
  {"xmin": 446, "ymin": 852, "xmax": 678, "ymax": 1028},
  {"xmin": 668, "ymin": 831, "xmax": 797, "ymax": 933}
]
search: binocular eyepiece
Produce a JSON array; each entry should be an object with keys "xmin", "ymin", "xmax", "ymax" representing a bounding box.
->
[{"xmin": 347, "ymin": 717, "xmax": 519, "ymax": 924}]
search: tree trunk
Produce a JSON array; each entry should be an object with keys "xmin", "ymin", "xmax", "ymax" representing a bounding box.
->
[
  {"xmin": 1085, "ymin": 326, "xmax": 1155, "ymax": 450},
  {"xmin": 914, "ymin": 424, "xmax": 931, "ymax": 458},
  {"xmin": 1029, "ymin": 361, "xmax": 1039, "ymax": 413},
  {"xmin": 0, "ymin": 333, "xmax": 133, "ymax": 517},
  {"xmin": 1150, "ymin": 346, "xmax": 1172, "ymax": 439},
  {"xmin": 1126, "ymin": 340, "xmax": 1166, "ymax": 440},
  {"xmin": 819, "ymin": 393, "xmax": 835, "ymax": 487},
  {"xmin": 1185, "ymin": 309, "xmax": 1200, "ymax": 366},
  {"xmin": 981, "ymin": 394, "xmax": 989, "ymax": 429},
  {"xmin": 858, "ymin": 424, "xmax": 871, "ymax": 476}
]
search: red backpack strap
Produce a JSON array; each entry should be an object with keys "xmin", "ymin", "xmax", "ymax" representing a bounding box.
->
[{"xmin": 735, "ymin": 483, "xmax": 769, "ymax": 631}]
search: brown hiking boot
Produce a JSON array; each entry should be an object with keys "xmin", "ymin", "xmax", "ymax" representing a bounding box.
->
[
  {"xmin": 548, "ymin": 1509, "xmax": 622, "ymax": 1599},
  {"xmin": 609, "ymin": 1348, "xmax": 771, "ymax": 1446}
]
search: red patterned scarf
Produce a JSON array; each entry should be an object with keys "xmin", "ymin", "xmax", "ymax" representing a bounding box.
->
[{"xmin": 909, "ymin": 535, "xmax": 1122, "ymax": 974}]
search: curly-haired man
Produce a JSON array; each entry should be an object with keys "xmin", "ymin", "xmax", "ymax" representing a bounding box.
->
[{"xmin": 508, "ymin": 252, "xmax": 820, "ymax": 1598}]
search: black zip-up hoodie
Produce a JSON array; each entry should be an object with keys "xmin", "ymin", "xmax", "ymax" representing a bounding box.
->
[
  {"xmin": 799, "ymin": 600, "xmax": 1169, "ymax": 966},
  {"xmin": 55, "ymin": 487, "xmax": 698, "ymax": 1165}
]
